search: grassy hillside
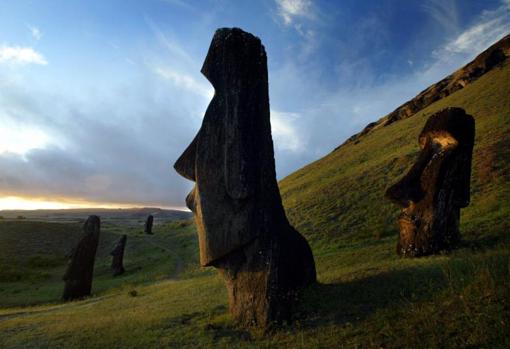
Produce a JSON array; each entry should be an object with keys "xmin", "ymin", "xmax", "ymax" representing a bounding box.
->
[
  {"xmin": 0, "ymin": 219, "xmax": 199, "ymax": 307},
  {"xmin": 280, "ymin": 60, "xmax": 510, "ymax": 248},
  {"xmin": 0, "ymin": 62, "xmax": 509, "ymax": 348}
]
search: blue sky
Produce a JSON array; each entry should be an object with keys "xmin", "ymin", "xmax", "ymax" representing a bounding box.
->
[{"xmin": 0, "ymin": 0, "xmax": 509, "ymax": 209}]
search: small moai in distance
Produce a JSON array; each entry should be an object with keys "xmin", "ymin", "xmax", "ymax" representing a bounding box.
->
[
  {"xmin": 144, "ymin": 215, "xmax": 154, "ymax": 234},
  {"xmin": 110, "ymin": 234, "xmax": 127, "ymax": 276},
  {"xmin": 385, "ymin": 107, "xmax": 475, "ymax": 257},
  {"xmin": 174, "ymin": 27, "xmax": 316, "ymax": 329},
  {"xmin": 62, "ymin": 215, "xmax": 101, "ymax": 301}
]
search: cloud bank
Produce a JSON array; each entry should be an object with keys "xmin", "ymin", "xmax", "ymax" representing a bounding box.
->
[
  {"xmin": 0, "ymin": 0, "xmax": 508, "ymax": 208},
  {"xmin": 0, "ymin": 46, "xmax": 47, "ymax": 65}
]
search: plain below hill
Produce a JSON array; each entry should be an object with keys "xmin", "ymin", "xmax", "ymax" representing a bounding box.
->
[{"xmin": 0, "ymin": 207, "xmax": 191, "ymax": 225}]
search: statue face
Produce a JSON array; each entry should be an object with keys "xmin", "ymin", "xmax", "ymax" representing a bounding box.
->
[
  {"xmin": 386, "ymin": 108, "xmax": 475, "ymax": 255},
  {"xmin": 174, "ymin": 28, "xmax": 273, "ymax": 267}
]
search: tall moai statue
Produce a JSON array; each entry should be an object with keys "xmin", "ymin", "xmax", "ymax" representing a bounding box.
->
[
  {"xmin": 62, "ymin": 215, "xmax": 101, "ymax": 300},
  {"xmin": 385, "ymin": 107, "xmax": 475, "ymax": 257},
  {"xmin": 144, "ymin": 215, "xmax": 154, "ymax": 234},
  {"xmin": 110, "ymin": 234, "xmax": 127, "ymax": 276},
  {"xmin": 174, "ymin": 28, "xmax": 316, "ymax": 328}
]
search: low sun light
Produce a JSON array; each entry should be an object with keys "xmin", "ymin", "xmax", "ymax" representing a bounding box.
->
[{"xmin": 0, "ymin": 196, "xmax": 139, "ymax": 211}]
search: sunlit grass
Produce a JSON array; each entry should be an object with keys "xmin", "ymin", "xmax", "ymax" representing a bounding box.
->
[{"xmin": 0, "ymin": 63, "xmax": 509, "ymax": 348}]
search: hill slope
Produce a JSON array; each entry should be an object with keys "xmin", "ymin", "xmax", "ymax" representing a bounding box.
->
[
  {"xmin": 280, "ymin": 56, "xmax": 510, "ymax": 248},
  {"xmin": 339, "ymin": 34, "xmax": 510, "ymax": 147},
  {"xmin": 0, "ymin": 41, "xmax": 509, "ymax": 348}
]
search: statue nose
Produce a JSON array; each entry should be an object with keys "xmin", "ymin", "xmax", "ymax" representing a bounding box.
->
[{"xmin": 185, "ymin": 187, "xmax": 197, "ymax": 212}]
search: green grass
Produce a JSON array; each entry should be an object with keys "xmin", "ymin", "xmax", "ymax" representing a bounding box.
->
[
  {"xmin": 280, "ymin": 61, "xmax": 510, "ymax": 246},
  {"xmin": 1, "ymin": 232, "xmax": 508, "ymax": 348},
  {"xmin": 0, "ymin": 219, "xmax": 200, "ymax": 307},
  {"xmin": 0, "ymin": 63, "xmax": 509, "ymax": 348}
]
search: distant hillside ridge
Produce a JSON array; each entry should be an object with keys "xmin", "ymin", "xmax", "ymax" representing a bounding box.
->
[
  {"xmin": 279, "ymin": 42, "xmax": 510, "ymax": 243},
  {"xmin": 0, "ymin": 207, "xmax": 191, "ymax": 222},
  {"xmin": 337, "ymin": 33, "xmax": 510, "ymax": 150}
]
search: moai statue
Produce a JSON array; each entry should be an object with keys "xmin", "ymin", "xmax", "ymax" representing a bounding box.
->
[
  {"xmin": 110, "ymin": 234, "xmax": 127, "ymax": 276},
  {"xmin": 174, "ymin": 27, "xmax": 316, "ymax": 328},
  {"xmin": 385, "ymin": 107, "xmax": 475, "ymax": 257},
  {"xmin": 144, "ymin": 215, "xmax": 154, "ymax": 234},
  {"xmin": 62, "ymin": 215, "xmax": 101, "ymax": 300}
]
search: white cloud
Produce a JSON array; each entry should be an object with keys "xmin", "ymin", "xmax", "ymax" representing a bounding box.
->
[
  {"xmin": 146, "ymin": 17, "xmax": 192, "ymax": 62},
  {"xmin": 271, "ymin": 110, "xmax": 303, "ymax": 152},
  {"xmin": 276, "ymin": 0, "xmax": 313, "ymax": 25},
  {"xmin": 0, "ymin": 71, "xmax": 199, "ymax": 207},
  {"xmin": 28, "ymin": 25, "xmax": 42, "ymax": 40},
  {"xmin": 161, "ymin": 0, "xmax": 194, "ymax": 10},
  {"xmin": 441, "ymin": 7, "xmax": 510, "ymax": 55},
  {"xmin": 275, "ymin": 0, "xmax": 318, "ymax": 59},
  {"xmin": 0, "ymin": 124, "xmax": 50, "ymax": 155},
  {"xmin": 422, "ymin": 0, "xmax": 460, "ymax": 35},
  {"xmin": 154, "ymin": 66, "xmax": 213, "ymax": 100},
  {"xmin": 426, "ymin": 0, "xmax": 510, "ymax": 76},
  {"xmin": 267, "ymin": 0, "xmax": 509, "ymax": 172},
  {"xmin": 0, "ymin": 46, "xmax": 48, "ymax": 65}
]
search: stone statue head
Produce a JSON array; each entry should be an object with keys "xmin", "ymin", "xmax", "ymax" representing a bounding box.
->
[
  {"xmin": 84, "ymin": 215, "xmax": 101, "ymax": 237},
  {"xmin": 385, "ymin": 107, "xmax": 475, "ymax": 256},
  {"xmin": 174, "ymin": 28, "xmax": 284, "ymax": 267}
]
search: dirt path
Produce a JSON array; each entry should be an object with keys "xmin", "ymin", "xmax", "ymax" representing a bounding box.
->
[{"xmin": 144, "ymin": 235, "xmax": 185, "ymax": 280}]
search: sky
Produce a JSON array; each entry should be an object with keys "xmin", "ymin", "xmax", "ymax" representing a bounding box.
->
[{"xmin": 0, "ymin": 0, "xmax": 509, "ymax": 210}]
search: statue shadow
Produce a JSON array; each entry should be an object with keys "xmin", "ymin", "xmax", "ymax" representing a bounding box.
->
[{"xmin": 297, "ymin": 263, "xmax": 447, "ymax": 328}]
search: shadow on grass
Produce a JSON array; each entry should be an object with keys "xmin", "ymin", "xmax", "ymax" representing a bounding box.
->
[
  {"xmin": 156, "ymin": 305, "xmax": 253, "ymax": 341},
  {"xmin": 298, "ymin": 263, "xmax": 447, "ymax": 327},
  {"xmin": 459, "ymin": 234, "xmax": 501, "ymax": 252}
]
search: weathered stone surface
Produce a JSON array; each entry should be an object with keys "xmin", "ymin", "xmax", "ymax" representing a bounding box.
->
[
  {"xmin": 62, "ymin": 215, "xmax": 100, "ymax": 300},
  {"xmin": 144, "ymin": 215, "xmax": 154, "ymax": 234},
  {"xmin": 110, "ymin": 234, "xmax": 127, "ymax": 276},
  {"xmin": 174, "ymin": 27, "xmax": 316, "ymax": 328},
  {"xmin": 385, "ymin": 107, "xmax": 475, "ymax": 257}
]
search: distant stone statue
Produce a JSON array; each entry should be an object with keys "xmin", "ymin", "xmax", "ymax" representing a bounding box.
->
[
  {"xmin": 385, "ymin": 107, "xmax": 475, "ymax": 257},
  {"xmin": 62, "ymin": 215, "xmax": 101, "ymax": 300},
  {"xmin": 110, "ymin": 234, "xmax": 127, "ymax": 276},
  {"xmin": 174, "ymin": 27, "xmax": 316, "ymax": 328},
  {"xmin": 144, "ymin": 215, "xmax": 154, "ymax": 234}
]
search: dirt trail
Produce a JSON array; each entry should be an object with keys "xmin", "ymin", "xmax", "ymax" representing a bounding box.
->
[{"xmin": 143, "ymin": 235, "xmax": 185, "ymax": 279}]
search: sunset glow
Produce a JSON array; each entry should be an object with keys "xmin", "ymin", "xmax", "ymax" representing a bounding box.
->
[{"xmin": 0, "ymin": 196, "xmax": 159, "ymax": 211}]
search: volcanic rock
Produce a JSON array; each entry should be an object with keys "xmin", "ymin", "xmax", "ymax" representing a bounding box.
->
[
  {"xmin": 174, "ymin": 27, "xmax": 316, "ymax": 328},
  {"xmin": 385, "ymin": 107, "xmax": 475, "ymax": 256},
  {"xmin": 144, "ymin": 215, "xmax": 154, "ymax": 234},
  {"xmin": 62, "ymin": 215, "xmax": 101, "ymax": 300},
  {"xmin": 110, "ymin": 234, "xmax": 127, "ymax": 276}
]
